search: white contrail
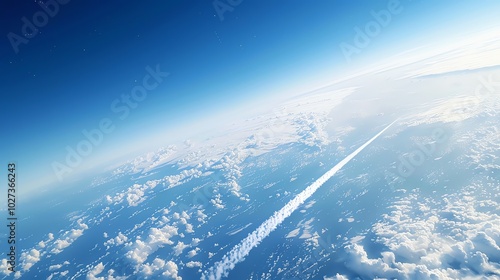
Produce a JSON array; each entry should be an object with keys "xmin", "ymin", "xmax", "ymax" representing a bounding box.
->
[{"xmin": 202, "ymin": 120, "xmax": 397, "ymax": 280}]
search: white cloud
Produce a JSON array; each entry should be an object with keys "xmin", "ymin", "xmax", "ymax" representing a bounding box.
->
[
  {"xmin": 50, "ymin": 219, "xmax": 88, "ymax": 254},
  {"xmin": 139, "ymin": 258, "xmax": 181, "ymax": 280},
  {"xmin": 173, "ymin": 241, "xmax": 188, "ymax": 256},
  {"xmin": 20, "ymin": 249, "xmax": 40, "ymax": 271},
  {"xmin": 86, "ymin": 262, "xmax": 105, "ymax": 280},
  {"xmin": 187, "ymin": 248, "xmax": 200, "ymax": 258},
  {"xmin": 104, "ymin": 232, "xmax": 128, "ymax": 248},
  {"xmin": 197, "ymin": 209, "xmax": 207, "ymax": 223},
  {"xmin": 339, "ymin": 187, "xmax": 500, "ymax": 279},
  {"xmin": 0, "ymin": 259, "xmax": 12, "ymax": 276},
  {"xmin": 125, "ymin": 225, "xmax": 178, "ymax": 264},
  {"xmin": 186, "ymin": 261, "xmax": 202, "ymax": 268},
  {"xmin": 191, "ymin": 238, "xmax": 202, "ymax": 246},
  {"xmin": 210, "ymin": 194, "xmax": 225, "ymax": 209},
  {"xmin": 0, "ymin": 232, "xmax": 60, "ymax": 277},
  {"xmin": 324, "ymin": 274, "xmax": 349, "ymax": 280},
  {"xmin": 162, "ymin": 260, "xmax": 182, "ymax": 280},
  {"xmin": 106, "ymin": 169, "xmax": 203, "ymax": 207},
  {"xmin": 48, "ymin": 261, "xmax": 70, "ymax": 271}
]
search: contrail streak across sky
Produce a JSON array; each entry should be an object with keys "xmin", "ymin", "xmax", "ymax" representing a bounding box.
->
[{"xmin": 202, "ymin": 120, "xmax": 398, "ymax": 280}]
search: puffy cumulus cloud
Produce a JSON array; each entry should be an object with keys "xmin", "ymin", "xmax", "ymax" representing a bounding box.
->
[
  {"xmin": 125, "ymin": 225, "xmax": 179, "ymax": 265},
  {"xmin": 295, "ymin": 113, "xmax": 330, "ymax": 148},
  {"xmin": 173, "ymin": 241, "xmax": 189, "ymax": 256},
  {"xmin": 52, "ymin": 240, "xmax": 71, "ymax": 254},
  {"xmin": 191, "ymin": 238, "xmax": 202, "ymax": 246},
  {"xmin": 106, "ymin": 183, "xmax": 148, "ymax": 207},
  {"xmin": 139, "ymin": 258, "xmax": 181, "ymax": 280},
  {"xmin": 37, "ymin": 232, "xmax": 56, "ymax": 249},
  {"xmin": 104, "ymin": 232, "xmax": 128, "ymax": 249},
  {"xmin": 162, "ymin": 261, "xmax": 182, "ymax": 280},
  {"xmin": 197, "ymin": 210, "xmax": 208, "ymax": 223},
  {"xmin": 173, "ymin": 212, "xmax": 195, "ymax": 234},
  {"xmin": 87, "ymin": 262, "xmax": 105, "ymax": 280},
  {"xmin": 0, "ymin": 232, "xmax": 58, "ymax": 277},
  {"xmin": 339, "ymin": 187, "xmax": 500, "ymax": 279},
  {"xmin": 185, "ymin": 223, "xmax": 194, "ymax": 234},
  {"xmin": 126, "ymin": 240, "xmax": 152, "ymax": 265},
  {"xmin": 0, "ymin": 259, "xmax": 12, "ymax": 276},
  {"xmin": 126, "ymin": 189, "xmax": 147, "ymax": 206},
  {"xmin": 86, "ymin": 262, "xmax": 127, "ymax": 280},
  {"xmin": 187, "ymin": 248, "xmax": 200, "ymax": 258},
  {"xmin": 50, "ymin": 219, "xmax": 88, "ymax": 254},
  {"xmin": 172, "ymin": 211, "xmax": 190, "ymax": 221},
  {"xmin": 48, "ymin": 261, "xmax": 70, "ymax": 271},
  {"xmin": 106, "ymin": 169, "xmax": 203, "ymax": 207},
  {"xmin": 164, "ymin": 169, "xmax": 203, "ymax": 188},
  {"xmin": 20, "ymin": 249, "xmax": 40, "ymax": 271},
  {"xmin": 186, "ymin": 261, "xmax": 202, "ymax": 268},
  {"xmin": 110, "ymin": 270, "xmax": 127, "ymax": 280},
  {"xmin": 210, "ymin": 194, "xmax": 225, "ymax": 209},
  {"xmin": 210, "ymin": 150, "xmax": 249, "ymax": 199}
]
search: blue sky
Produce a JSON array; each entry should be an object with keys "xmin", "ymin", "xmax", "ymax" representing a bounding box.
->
[{"xmin": 1, "ymin": 0, "xmax": 499, "ymax": 194}]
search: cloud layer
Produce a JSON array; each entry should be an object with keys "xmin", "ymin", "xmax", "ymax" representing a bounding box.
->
[
  {"xmin": 337, "ymin": 184, "xmax": 500, "ymax": 279},
  {"xmin": 202, "ymin": 121, "xmax": 396, "ymax": 280}
]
